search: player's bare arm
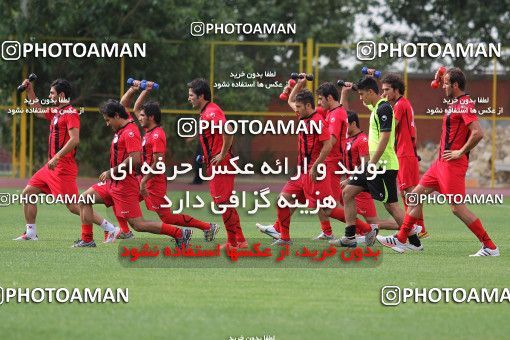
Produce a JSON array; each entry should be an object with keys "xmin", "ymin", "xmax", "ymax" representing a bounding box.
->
[
  {"xmin": 47, "ymin": 127, "xmax": 80, "ymax": 170},
  {"xmin": 120, "ymin": 85, "xmax": 139, "ymax": 112},
  {"xmin": 211, "ymin": 123, "xmax": 234, "ymax": 165},
  {"xmin": 287, "ymin": 74, "xmax": 307, "ymax": 112},
  {"xmin": 22, "ymin": 80, "xmax": 45, "ymax": 118},
  {"xmin": 99, "ymin": 151, "xmax": 142, "ymax": 182},
  {"xmin": 340, "ymin": 86, "xmax": 351, "ymax": 111},
  {"xmin": 133, "ymin": 84, "xmax": 154, "ymax": 118},
  {"xmin": 140, "ymin": 151, "xmax": 164, "ymax": 197},
  {"xmin": 443, "ymin": 120, "xmax": 484, "ymax": 161},
  {"xmin": 310, "ymin": 137, "xmax": 333, "ymax": 182}
]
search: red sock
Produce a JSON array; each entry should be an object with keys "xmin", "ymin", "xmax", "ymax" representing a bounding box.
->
[
  {"xmin": 396, "ymin": 214, "xmax": 418, "ymax": 243},
  {"xmin": 81, "ymin": 224, "xmax": 93, "ymax": 243},
  {"xmin": 116, "ymin": 216, "xmax": 130, "ymax": 234},
  {"xmin": 274, "ymin": 219, "xmax": 281, "ymax": 233},
  {"xmin": 329, "ymin": 207, "xmax": 370, "ymax": 234},
  {"xmin": 403, "ymin": 195, "xmax": 426, "ymax": 233},
  {"xmin": 159, "ymin": 211, "xmax": 209, "ymax": 230},
  {"xmin": 467, "ymin": 219, "xmax": 496, "ymax": 250},
  {"xmin": 416, "ymin": 211, "xmax": 426, "ymax": 233},
  {"xmin": 355, "ymin": 219, "xmax": 371, "ymax": 235},
  {"xmin": 236, "ymin": 224, "xmax": 246, "ymax": 243},
  {"xmin": 160, "ymin": 223, "xmax": 181, "ymax": 239},
  {"xmin": 222, "ymin": 208, "xmax": 240, "ymax": 247},
  {"xmin": 329, "ymin": 207, "xmax": 345, "ymax": 221},
  {"xmin": 277, "ymin": 207, "xmax": 291, "ymax": 241},
  {"xmin": 320, "ymin": 221, "xmax": 332, "ymax": 236}
]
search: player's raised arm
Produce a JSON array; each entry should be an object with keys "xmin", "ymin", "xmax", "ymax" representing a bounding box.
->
[
  {"xmin": 340, "ymin": 85, "xmax": 352, "ymax": 111},
  {"xmin": 120, "ymin": 85, "xmax": 139, "ymax": 114},
  {"xmin": 133, "ymin": 83, "xmax": 155, "ymax": 119},
  {"xmin": 22, "ymin": 79, "xmax": 46, "ymax": 118},
  {"xmin": 287, "ymin": 74, "xmax": 307, "ymax": 112}
]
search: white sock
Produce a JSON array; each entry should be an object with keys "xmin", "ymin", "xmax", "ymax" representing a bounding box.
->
[
  {"xmin": 26, "ymin": 224, "xmax": 37, "ymax": 237},
  {"xmin": 100, "ymin": 219, "xmax": 115, "ymax": 232}
]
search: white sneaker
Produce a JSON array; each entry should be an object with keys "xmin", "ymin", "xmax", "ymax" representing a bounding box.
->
[
  {"xmin": 14, "ymin": 232, "xmax": 38, "ymax": 241},
  {"xmin": 314, "ymin": 232, "xmax": 334, "ymax": 240},
  {"xmin": 469, "ymin": 246, "xmax": 500, "ymax": 257},
  {"xmin": 376, "ymin": 235, "xmax": 406, "ymax": 253},
  {"xmin": 256, "ymin": 223, "xmax": 280, "ymax": 239},
  {"xmin": 406, "ymin": 243, "xmax": 424, "ymax": 251},
  {"xmin": 356, "ymin": 235, "xmax": 366, "ymax": 244},
  {"xmin": 410, "ymin": 224, "xmax": 422, "ymax": 235},
  {"xmin": 104, "ymin": 227, "xmax": 121, "ymax": 243},
  {"xmin": 364, "ymin": 224, "xmax": 379, "ymax": 246}
]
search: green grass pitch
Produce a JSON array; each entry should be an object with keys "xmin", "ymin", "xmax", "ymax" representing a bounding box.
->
[{"xmin": 0, "ymin": 188, "xmax": 509, "ymax": 339}]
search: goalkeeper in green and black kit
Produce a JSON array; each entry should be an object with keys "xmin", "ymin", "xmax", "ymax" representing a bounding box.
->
[{"xmin": 337, "ymin": 76, "xmax": 422, "ymax": 250}]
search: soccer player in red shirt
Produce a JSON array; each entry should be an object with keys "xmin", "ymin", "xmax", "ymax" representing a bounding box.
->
[
  {"xmin": 378, "ymin": 68, "xmax": 499, "ymax": 256},
  {"xmin": 187, "ymin": 78, "xmax": 246, "ymax": 249},
  {"xmin": 258, "ymin": 77, "xmax": 379, "ymax": 244},
  {"xmin": 381, "ymin": 73, "xmax": 427, "ymax": 238},
  {"xmin": 257, "ymin": 78, "xmax": 378, "ymax": 246},
  {"xmin": 14, "ymin": 79, "xmax": 119, "ymax": 241},
  {"xmin": 120, "ymin": 82, "xmax": 218, "ymax": 240},
  {"xmin": 314, "ymin": 82, "xmax": 379, "ymax": 242},
  {"xmin": 74, "ymin": 100, "xmax": 193, "ymax": 247}
]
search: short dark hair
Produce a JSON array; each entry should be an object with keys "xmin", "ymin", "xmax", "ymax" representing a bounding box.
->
[
  {"xmin": 187, "ymin": 78, "xmax": 211, "ymax": 101},
  {"xmin": 100, "ymin": 99, "xmax": 129, "ymax": 119},
  {"xmin": 356, "ymin": 76, "xmax": 379, "ymax": 94},
  {"xmin": 142, "ymin": 101, "xmax": 161, "ymax": 124},
  {"xmin": 316, "ymin": 82, "xmax": 340, "ymax": 101},
  {"xmin": 347, "ymin": 110, "xmax": 360, "ymax": 128},
  {"xmin": 447, "ymin": 67, "xmax": 466, "ymax": 91},
  {"xmin": 295, "ymin": 89, "xmax": 315, "ymax": 109},
  {"xmin": 51, "ymin": 79, "xmax": 72, "ymax": 98},
  {"xmin": 381, "ymin": 73, "xmax": 405, "ymax": 94}
]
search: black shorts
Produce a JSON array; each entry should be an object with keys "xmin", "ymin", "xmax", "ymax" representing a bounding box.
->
[{"xmin": 348, "ymin": 170, "xmax": 399, "ymax": 203}]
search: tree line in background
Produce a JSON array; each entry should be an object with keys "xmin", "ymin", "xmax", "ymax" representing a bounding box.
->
[{"xmin": 0, "ymin": 0, "xmax": 507, "ymax": 176}]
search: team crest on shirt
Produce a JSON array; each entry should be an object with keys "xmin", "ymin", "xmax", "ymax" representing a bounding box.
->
[
  {"xmin": 381, "ymin": 115, "xmax": 387, "ymax": 121},
  {"xmin": 128, "ymin": 131, "xmax": 134, "ymax": 137},
  {"xmin": 363, "ymin": 137, "xmax": 368, "ymax": 142},
  {"xmin": 113, "ymin": 134, "xmax": 119, "ymax": 143},
  {"xmin": 153, "ymin": 133, "xmax": 159, "ymax": 139},
  {"xmin": 330, "ymin": 117, "xmax": 335, "ymax": 123}
]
